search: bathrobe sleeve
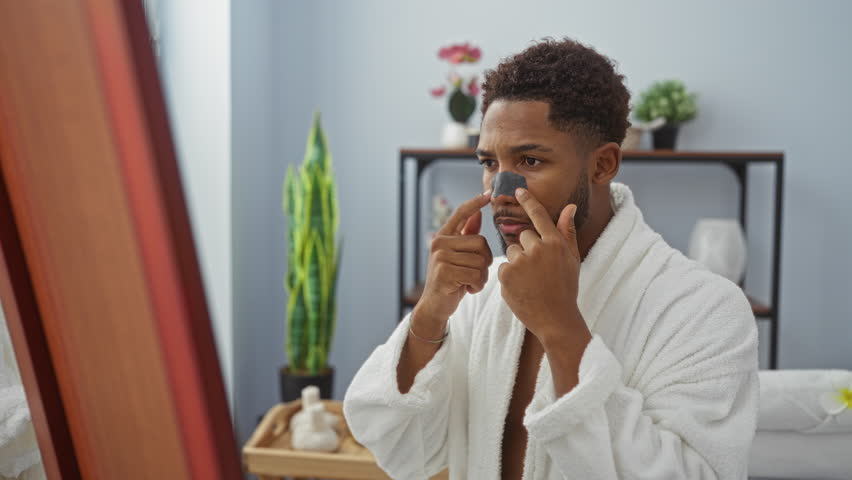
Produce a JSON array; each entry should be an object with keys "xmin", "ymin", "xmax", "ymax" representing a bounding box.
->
[
  {"xmin": 523, "ymin": 281, "xmax": 759, "ymax": 480},
  {"xmin": 343, "ymin": 294, "xmax": 475, "ymax": 479}
]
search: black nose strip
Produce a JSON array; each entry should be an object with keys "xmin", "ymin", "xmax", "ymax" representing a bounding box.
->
[{"xmin": 491, "ymin": 171, "xmax": 528, "ymax": 198}]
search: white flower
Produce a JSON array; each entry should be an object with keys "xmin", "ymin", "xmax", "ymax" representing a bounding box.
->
[{"xmin": 820, "ymin": 382, "xmax": 852, "ymax": 415}]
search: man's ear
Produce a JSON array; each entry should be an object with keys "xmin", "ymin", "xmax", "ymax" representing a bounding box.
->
[{"xmin": 590, "ymin": 142, "xmax": 622, "ymax": 184}]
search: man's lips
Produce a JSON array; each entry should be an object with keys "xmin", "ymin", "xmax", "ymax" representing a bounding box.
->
[
  {"xmin": 499, "ymin": 223, "xmax": 530, "ymax": 235},
  {"xmin": 496, "ymin": 217, "xmax": 531, "ymax": 235}
]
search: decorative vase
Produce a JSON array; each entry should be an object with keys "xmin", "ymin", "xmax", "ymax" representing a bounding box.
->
[
  {"xmin": 623, "ymin": 118, "xmax": 665, "ymax": 150},
  {"xmin": 687, "ymin": 219, "xmax": 747, "ymax": 283},
  {"xmin": 622, "ymin": 127, "xmax": 642, "ymax": 150},
  {"xmin": 279, "ymin": 365, "xmax": 334, "ymax": 403},
  {"xmin": 441, "ymin": 122, "xmax": 469, "ymax": 148},
  {"xmin": 467, "ymin": 127, "xmax": 480, "ymax": 148},
  {"xmin": 652, "ymin": 124, "xmax": 680, "ymax": 150}
]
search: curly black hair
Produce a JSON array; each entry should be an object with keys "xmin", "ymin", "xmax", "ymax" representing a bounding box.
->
[{"xmin": 481, "ymin": 38, "xmax": 631, "ymax": 153}]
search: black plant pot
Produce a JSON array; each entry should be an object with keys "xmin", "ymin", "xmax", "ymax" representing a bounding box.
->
[
  {"xmin": 652, "ymin": 124, "xmax": 680, "ymax": 150},
  {"xmin": 279, "ymin": 365, "xmax": 334, "ymax": 403}
]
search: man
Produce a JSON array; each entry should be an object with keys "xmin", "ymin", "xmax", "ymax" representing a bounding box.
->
[{"xmin": 344, "ymin": 38, "xmax": 758, "ymax": 479}]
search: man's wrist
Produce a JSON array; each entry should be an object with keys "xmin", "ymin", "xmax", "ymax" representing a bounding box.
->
[
  {"xmin": 540, "ymin": 310, "xmax": 592, "ymax": 396},
  {"xmin": 540, "ymin": 327, "xmax": 591, "ymax": 353},
  {"xmin": 538, "ymin": 307, "xmax": 590, "ymax": 351},
  {"xmin": 410, "ymin": 304, "xmax": 449, "ymax": 340}
]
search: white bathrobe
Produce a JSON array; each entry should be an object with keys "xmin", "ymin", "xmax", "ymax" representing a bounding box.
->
[{"xmin": 344, "ymin": 183, "xmax": 759, "ymax": 479}]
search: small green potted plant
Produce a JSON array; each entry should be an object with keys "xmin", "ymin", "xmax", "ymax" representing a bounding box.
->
[
  {"xmin": 280, "ymin": 112, "xmax": 342, "ymax": 402},
  {"xmin": 634, "ymin": 79, "xmax": 698, "ymax": 150}
]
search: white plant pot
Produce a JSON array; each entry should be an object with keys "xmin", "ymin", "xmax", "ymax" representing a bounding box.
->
[
  {"xmin": 441, "ymin": 122, "xmax": 469, "ymax": 148},
  {"xmin": 687, "ymin": 218, "xmax": 747, "ymax": 283},
  {"xmin": 621, "ymin": 127, "xmax": 642, "ymax": 150}
]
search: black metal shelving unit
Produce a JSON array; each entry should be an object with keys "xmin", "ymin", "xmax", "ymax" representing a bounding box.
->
[{"xmin": 398, "ymin": 148, "xmax": 784, "ymax": 369}]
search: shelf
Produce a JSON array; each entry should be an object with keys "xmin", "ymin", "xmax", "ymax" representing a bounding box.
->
[
  {"xmin": 748, "ymin": 296, "xmax": 772, "ymax": 318},
  {"xmin": 400, "ymin": 148, "xmax": 784, "ymax": 162},
  {"xmin": 404, "ymin": 283, "xmax": 773, "ymax": 319}
]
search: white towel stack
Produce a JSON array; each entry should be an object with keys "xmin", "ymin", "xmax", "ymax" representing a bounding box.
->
[{"xmin": 750, "ymin": 370, "xmax": 852, "ymax": 479}]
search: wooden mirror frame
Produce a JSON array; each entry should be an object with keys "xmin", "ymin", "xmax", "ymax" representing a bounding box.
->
[{"xmin": 0, "ymin": 1, "xmax": 242, "ymax": 478}]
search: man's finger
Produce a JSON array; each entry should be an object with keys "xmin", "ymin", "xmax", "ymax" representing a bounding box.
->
[
  {"xmin": 519, "ymin": 228, "xmax": 540, "ymax": 251},
  {"xmin": 514, "ymin": 188, "xmax": 559, "ymax": 239},
  {"xmin": 461, "ymin": 210, "xmax": 482, "ymax": 236},
  {"xmin": 506, "ymin": 243, "xmax": 524, "ymax": 263},
  {"xmin": 465, "ymin": 267, "xmax": 488, "ymax": 294},
  {"xmin": 444, "ymin": 264, "xmax": 483, "ymax": 289},
  {"xmin": 437, "ymin": 250, "xmax": 490, "ymax": 271},
  {"xmin": 556, "ymin": 204, "xmax": 577, "ymax": 242},
  {"xmin": 438, "ymin": 189, "xmax": 492, "ymax": 236},
  {"xmin": 431, "ymin": 235, "xmax": 492, "ymax": 260}
]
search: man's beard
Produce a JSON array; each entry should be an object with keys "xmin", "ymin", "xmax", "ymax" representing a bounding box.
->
[{"xmin": 495, "ymin": 169, "xmax": 591, "ymax": 255}]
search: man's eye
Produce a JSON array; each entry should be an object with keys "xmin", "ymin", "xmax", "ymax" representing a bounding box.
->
[
  {"xmin": 478, "ymin": 159, "xmax": 496, "ymax": 168},
  {"xmin": 523, "ymin": 156, "xmax": 541, "ymax": 167}
]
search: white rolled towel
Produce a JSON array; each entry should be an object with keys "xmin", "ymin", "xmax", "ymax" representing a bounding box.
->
[
  {"xmin": 749, "ymin": 431, "xmax": 852, "ymax": 480},
  {"xmin": 758, "ymin": 369, "xmax": 852, "ymax": 434}
]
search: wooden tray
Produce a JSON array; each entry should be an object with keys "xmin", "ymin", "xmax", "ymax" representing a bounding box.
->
[{"xmin": 243, "ymin": 400, "xmax": 447, "ymax": 480}]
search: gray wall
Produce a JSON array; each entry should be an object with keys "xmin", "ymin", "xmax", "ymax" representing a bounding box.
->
[
  {"xmin": 232, "ymin": 0, "xmax": 852, "ymax": 446},
  {"xmin": 232, "ymin": 0, "xmax": 307, "ymax": 445}
]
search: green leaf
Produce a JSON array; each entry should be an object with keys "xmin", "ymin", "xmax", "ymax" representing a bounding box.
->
[
  {"xmin": 284, "ymin": 166, "xmax": 299, "ymax": 291},
  {"xmin": 286, "ymin": 276, "xmax": 307, "ymax": 370},
  {"xmin": 303, "ymin": 231, "xmax": 323, "ymax": 374},
  {"xmin": 323, "ymin": 239, "xmax": 342, "ymax": 354}
]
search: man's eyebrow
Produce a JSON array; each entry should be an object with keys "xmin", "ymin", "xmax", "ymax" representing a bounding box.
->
[{"xmin": 475, "ymin": 144, "xmax": 554, "ymax": 157}]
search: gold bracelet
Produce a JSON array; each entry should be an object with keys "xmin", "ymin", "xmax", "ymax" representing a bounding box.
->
[{"xmin": 408, "ymin": 322, "xmax": 449, "ymax": 344}]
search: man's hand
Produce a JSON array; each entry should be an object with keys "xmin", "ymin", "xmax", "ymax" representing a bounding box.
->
[
  {"xmin": 399, "ymin": 189, "xmax": 493, "ymax": 394},
  {"xmin": 497, "ymin": 187, "xmax": 589, "ymax": 345},
  {"xmin": 415, "ymin": 189, "xmax": 494, "ymax": 332}
]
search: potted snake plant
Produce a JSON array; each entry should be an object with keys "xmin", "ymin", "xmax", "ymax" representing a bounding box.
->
[{"xmin": 280, "ymin": 112, "xmax": 342, "ymax": 402}]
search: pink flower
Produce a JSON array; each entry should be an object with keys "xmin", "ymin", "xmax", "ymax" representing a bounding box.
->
[
  {"xmin": 438, "ymin": 45, "xmax": 463, "ymax": 61},
  {"xmin": 438, "ymin": 43, "xmax": 482, "ymax": 64},
  {"xmin": 468, "ymin": 76, "xmax": 480, "ymax": 96},
  {"xmin": 430, "ymin": 86, "xmax": 446, "ymax": 97},
  {"xmin": 448, "ymin": 72, "xmax": 462, "ymax": 87}
]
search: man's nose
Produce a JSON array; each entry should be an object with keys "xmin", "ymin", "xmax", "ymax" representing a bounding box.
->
[
  {"xmin": 489, "ymin": 168, "xmax": 524, "ymax": 205},
  {"xmin": 496, "ymin": 163, "xmax": 519, "ymax": 175},
  {"xmin": 491, "ymin": 193, "xmax": 519, "ymax": 209},
  {"xmin": 490, "ymin": 186, "xmax": 520, "ymax": 206}
]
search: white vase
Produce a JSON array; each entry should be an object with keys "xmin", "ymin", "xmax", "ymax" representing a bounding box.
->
[
  {"xmin": 687, "ymin": 218, "xmax": 747, "ymax": 283},
  {"xmin": 621, "ymin": 127, "xmax": 642, "ymax": 150},
  {"xmin": 441, "ymin": 122, "xmax": 469, "ymax": 148}
]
